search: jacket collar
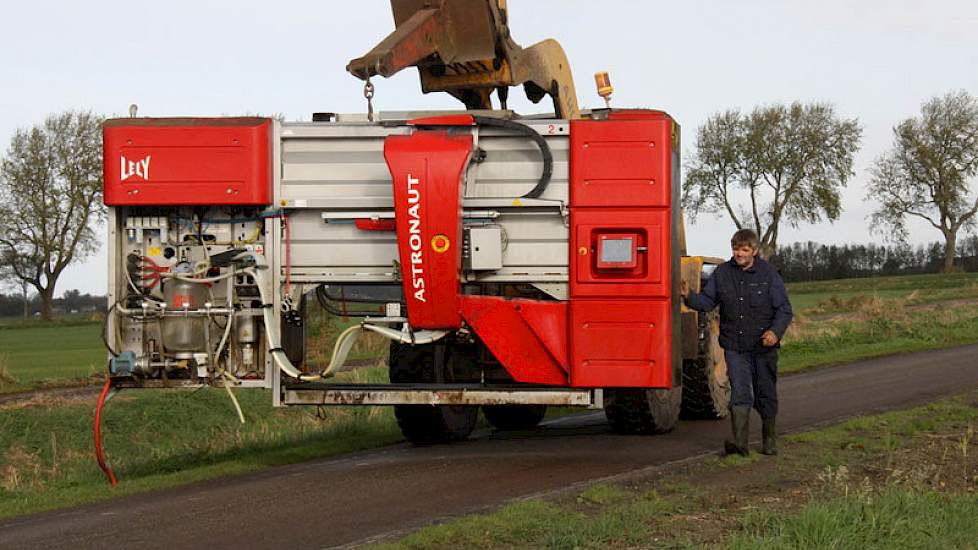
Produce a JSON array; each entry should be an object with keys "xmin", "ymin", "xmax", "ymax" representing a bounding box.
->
[{"xmin": 727, "ymin": 256, "xmax": 762, "ymax": 273}]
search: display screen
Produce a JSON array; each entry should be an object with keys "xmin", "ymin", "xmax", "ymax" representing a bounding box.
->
[{"xmin": 600, "ymin": 238, "xmax": 634, "ymax": 263}]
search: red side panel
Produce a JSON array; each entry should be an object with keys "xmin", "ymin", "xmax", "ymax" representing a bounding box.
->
[
  {"xmin": 573, "ymin": 209, "xmax": 669, "ymax": 297},
  {"xmin": 569, "ymin": 111, "xmax": 677, "ymax": 388},
  {"xmin": 459, "ymin": 296, "xmax": 568, "ymax": 385},
  {"xmin": 385, "ymin": 131, "xmax": 472, "ymax": 329},
  {"xmin": 103, "ymin": 117, "xmax": 272, "ymax": 206},
  {"xmin": 570, "ymin": 300, "xmax": 671, "ymax": 388},
  {"xmin": 572, "ymin": 120, "xmax": 671, "ymax": 208}
]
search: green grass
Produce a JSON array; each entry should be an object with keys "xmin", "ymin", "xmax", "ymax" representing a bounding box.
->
[
  {"xmin": 787, "ymin": 272, "xmax": 978, "ymax": 313},
  {"xmin": 780, "ymin": 305, "xmax": 978, "ymax": 373},
  {"xmin": 0, "ymin": 367, "xmax": 403, "ymax": 519},
  {"xmin": 0, "ymin": 323, "xmax": 105, "ymax": 393},
  {"xmin": 727, "ymin": 490, "xmax": 978, "ymax": 550},
  {"xmin": 371, "ymin": 393, "xmax": 978, "ymax": 549},
  {"xmin": 788, "ymin": 272, "xmax": 978, "ymax": 295},
  {"xmin": 373, "ymin": 491, "xmax": 673, "ymax": 550}
]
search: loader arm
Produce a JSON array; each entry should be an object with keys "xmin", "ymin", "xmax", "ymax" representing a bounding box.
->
[{"xmin": 346, "ymin": 0, "xmax": 581, "ymax": 119}]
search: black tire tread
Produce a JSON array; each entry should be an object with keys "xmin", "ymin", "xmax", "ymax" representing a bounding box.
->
[
  {"xmin": 604, "ymin": 386, "xmax": 682, "ymax": 434},
  {"xmin": 389, "ymin": 343, "xmax": 479, "ymax": 445},
  {"xmin": 483, "ymin": 405, "xmax": 547, "ymax": 431},
  {"xmin": 680, "ymin": 310, "xmax": 730, "ymax": 420}
]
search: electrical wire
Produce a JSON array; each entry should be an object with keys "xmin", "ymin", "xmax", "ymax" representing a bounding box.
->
[
  {"xmin": 315, "ymin": 285, "xmax": 382, "ymax": 317},
  {"xmin": 102, "ymin": 302, "xmax": 120, "ymax": 357},
  {"xmin": 473, "ymin": 116, "xmax": 553, "ymax": 199},
  {"xmin": 94, "ymin": 379, "xmax": 118, "ymax": 487}
]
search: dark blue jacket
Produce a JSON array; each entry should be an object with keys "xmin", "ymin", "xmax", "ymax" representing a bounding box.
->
[{"xmin": 685, "ymin": 257, "xmax": 793, "ymax": 352}]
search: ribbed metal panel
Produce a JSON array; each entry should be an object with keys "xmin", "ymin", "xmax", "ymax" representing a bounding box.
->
[{"xmin": 280, "ymin": 120, "xmax": 570, "ymax": 284}]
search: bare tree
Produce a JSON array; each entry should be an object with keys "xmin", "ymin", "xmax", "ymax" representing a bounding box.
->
[
  {"xmin": 867, "ymin": 91, "xmax": 978, "ymax": 272},
  {"xmin": 0, "ymin": 111, "xmax": 104, "ymax": 320},
  {"xmin": 684, "ymin": 102, "xmax": 862, "ymax": 258}
]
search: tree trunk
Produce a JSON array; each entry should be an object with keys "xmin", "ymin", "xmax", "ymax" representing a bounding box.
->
[
  {"xmin": 39, "ymin": 287, "xmax": 55, "ymax": 321},
  {"xmin": 943, "ymin": 231, "xmax": 958, "ymax": 273},
  {"xmin": 21, "ymin": 281, "xmax": 29, "ymax": 318}
]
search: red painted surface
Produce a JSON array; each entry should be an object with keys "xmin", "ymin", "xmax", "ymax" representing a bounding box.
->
[
  {"xmin": 103, "ymin": 118, "xmax": 272, "ymax": 206},
  {"xmin": 459, "ymin": 296, "xmax": 568, "ymax": 385},
  {"xmin": 572, "ymin": 209, "xmax": 669, "ymax": 297},
  {"xmin": 385, "ymin": 130, "xmax": 472, "ymax": 329},
  {"xmin": 569, "ymin": 300, "xmax": 671, "ymax": 388},
  {"xmin": 568, "ymin": 111, "xmax": 676, "ymax": 388},
  {"xmin": 569, "ymin": 116, "xmax": 672, "ymax": 208},
  {"xmin": 354, "ymin": 218, "xmax": 397, "ymax": 231},
  {"xmin": 408, "ymin": 115, "xmax": 475, "ymax": 126}
]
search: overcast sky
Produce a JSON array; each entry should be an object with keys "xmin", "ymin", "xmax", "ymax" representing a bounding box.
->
[{"xmin": 2, "ymin": 0, "xmax": 977, "ymax": 295}]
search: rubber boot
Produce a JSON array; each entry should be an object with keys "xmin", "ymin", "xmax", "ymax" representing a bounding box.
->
[
  {"xmin": 761, "ymin": 416, "xmax": 777, "ymax": 455},
  {"xmin": 723, "ymin": 406, "xmax": 750, "ymax": 456}
]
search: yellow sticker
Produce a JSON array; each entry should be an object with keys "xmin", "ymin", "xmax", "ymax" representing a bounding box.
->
[
  {"xmin": 431, "ymin": 234, "xmax": 451, "ymax": 253},
  {"xmin": 147, "ymin": 246, "xmax": 162, "ymax": 257},
  {"xmin": 511, "ymin": 199, "xmax": 522, "ymax": 207}
]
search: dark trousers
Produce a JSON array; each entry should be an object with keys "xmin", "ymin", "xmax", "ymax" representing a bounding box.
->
[{"xmin": 724, "ymin": 348, "xmax": 779, "ymax": 419}]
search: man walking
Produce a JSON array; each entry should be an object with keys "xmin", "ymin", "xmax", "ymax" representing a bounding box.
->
[{"xmin": 681, "ymin": 229, "xmax": 793, "ymax": 456}]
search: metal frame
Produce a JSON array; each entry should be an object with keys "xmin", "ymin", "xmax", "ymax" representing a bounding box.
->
[{"xmin": 283, "ymin": 384, "xmax": 603, "ymax": 408}]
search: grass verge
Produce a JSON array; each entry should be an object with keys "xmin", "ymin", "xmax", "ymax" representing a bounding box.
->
[
  {"xmin": 372, "ymin": 391, "xmax": 978, "ymax": 549},
  {"xmin": 781, "ymin": 299, "xmax": 978, "ymax": 373},
  {"xmin": 0, "ymin": 367, "xmax": 403, "ymax": 519}
]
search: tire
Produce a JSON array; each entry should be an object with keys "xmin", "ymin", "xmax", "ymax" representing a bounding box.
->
[
  {"xmin": 389, "ymin": 342, "xmax": 479, "ymax": 445},
  {"xmin": 483, "ymin": 405, "xmax": 547, "ymax": 431},
  {"xmin": 680, "ymin": 311, "xmax": 731, "ymax": 420},
  {"xmin": 604, "ymin": 385, "xmax": 682, "ymax": 434}
]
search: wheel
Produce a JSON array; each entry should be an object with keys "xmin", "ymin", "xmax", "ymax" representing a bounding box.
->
[
  {"xmin": 389, "ymin": 342, "xmax": 479, "ymax": 445},
  {"xmin": 483, "ymin": 405, "xmax": 547, "ymax": 431},
  {"xmin": 680, "ymin": 310, "xmax": 731, "ymax": 420},
  {"xmin": 604, "ymin": 385, "xmax": 682, "ymax": 434}
]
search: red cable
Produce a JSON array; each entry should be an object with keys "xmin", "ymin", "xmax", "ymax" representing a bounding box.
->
[{"xmin": 94, "ymin": 378, "xmax": 118, "ymax": 487}]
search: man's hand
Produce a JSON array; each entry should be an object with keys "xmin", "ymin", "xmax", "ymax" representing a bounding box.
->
[
  {"xmin": 761, "ymin": 330, "xmax": 779, "ymax": 347},
  {"xmin": 680, "ymin": 280, "xmax": 689, "ymax": 298}
]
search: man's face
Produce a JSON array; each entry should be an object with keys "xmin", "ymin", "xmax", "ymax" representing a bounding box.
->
[{"xmin": 732, "ymin": 244, "xmax": 757, "ymax": 269}]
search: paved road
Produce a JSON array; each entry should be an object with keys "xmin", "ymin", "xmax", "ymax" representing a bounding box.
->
[{"xmin": 2, "ymin": 345, "xmax": 977, "ymax": 549}]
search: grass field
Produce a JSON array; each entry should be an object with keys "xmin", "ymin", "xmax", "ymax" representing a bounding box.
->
[
  {"xmin": 0, "ymin": 323, "xmax": 105, "ymax": 393},
  {"xmin": 372, "ymin": 391, "xmax": 978, "ymax": 549},
  {"xmin": 0, "ymin": 366, "xmax": 403, "ymax": 519},
  {"xmin": 0, "ymin": 272, "xmax": 976, "ymax": 520}
]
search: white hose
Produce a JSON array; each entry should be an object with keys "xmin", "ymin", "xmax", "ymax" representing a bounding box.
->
[
  {"xmin": 223, "ymin": 375, "xmax": 245, "ymax": 424},
  {"xmin": 238, "ymin": 262, "xmax": 319, "ymax": 380},
  {"xmin": 360, "ymin": 324, "xmax": 448, "ymax": 345},
  {"xmin": 214, "ymin": 273, "xmax": 236, "ymax": 363},
  {"xmin": 237, "ymin": 251, "xmax": 448, "ymax": 382},
  {"xmin": 164, "ymin": 271, "xmax": 237, "ymax": 284}
]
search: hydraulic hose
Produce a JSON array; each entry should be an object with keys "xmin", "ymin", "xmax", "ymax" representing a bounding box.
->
[
  {"xmin": 360, "ymin": 323, "xmax": 447, "ymax": 345},
  {"xmin": 237, "ymin": 252, "xmax": 448, "ymax": 381},
  {"xmin": 473, "ymin": 116, "xmax": 553, "ymax": 199},
  {"xmin": 223, "ymin": 374, "xmax": 245, "ymax": 424},
  {"xmin": 94, "ymin": 379, "xmax": 118, "ymax": 487}
]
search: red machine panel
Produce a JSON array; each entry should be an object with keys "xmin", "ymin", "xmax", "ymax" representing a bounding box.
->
[
  {"xmin": 573, "ymin": 208, "xmax": 669, "ymax": 297},
  {"xmin": 569, "ymin": 300, "xmax": 671, "ymax": 388},
  {"xmin": 568, "ymin": 110, "xmax": 679, "ymax": 389},
  {"xmin": 569, "ymin": 116, "xmax": 673, "ymax": 208},
  {"xmin": 385, "ymin": 130, "xmax": 472, "ymax": 329},
  {"xmin": 459, "ymin": 296, "xmax": 568, "ymax": 386},
  {"xmin": 103, "ymin": 117, "xmax": 272, "ymax": 206}
]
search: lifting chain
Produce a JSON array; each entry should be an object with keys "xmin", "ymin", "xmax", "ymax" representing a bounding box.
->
[{"xmin": 363, "ymin": 78, "xmax": 375, "ymax": 122}]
